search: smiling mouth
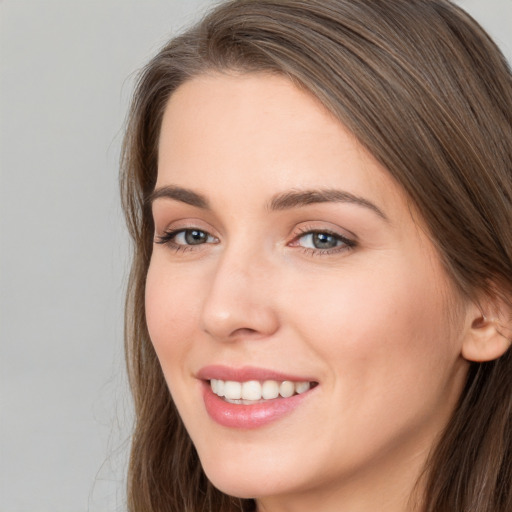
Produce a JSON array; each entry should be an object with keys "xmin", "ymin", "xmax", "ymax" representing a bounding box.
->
[{"xmin": 209, "ymin": 379, "xmax": 318, "ymax": 404}]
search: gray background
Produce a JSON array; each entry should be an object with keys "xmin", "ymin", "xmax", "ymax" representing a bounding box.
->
[{"xmin": 1, "ymin": 1, "xmax": 510, "ymax": 511}]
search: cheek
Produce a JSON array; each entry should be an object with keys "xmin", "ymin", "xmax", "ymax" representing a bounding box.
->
[
  {"xmin": 276, "ymin": 259, "xmax": 467, "ymax": 471},
  {"xmin": 283, "ymin": 257, "xmax": 462, "ymax": 402},
  {"xmin": 145, "ymin": 258, "xmax": 201, "ymax": 365}
]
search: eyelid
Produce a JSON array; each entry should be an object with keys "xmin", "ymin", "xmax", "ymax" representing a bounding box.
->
[
  {"xmin": 288, "ymin": 224, "xmax": 357, "ymax": 254},
  {"xmin": 153, "ymin": 217, "xmax": 220, "ymax": 253},
  {"xmin": 153, "ymin": 219, "xmax": 356, "ymax": 256},
  {"xmin": 292, "ymin": 222, "xmax": 356, "ymax": 242},
  {"xmin": 153, "ymin": 216, "xmax": 218, "ymax": 238},
  {"xmin": 155, "ymin": 227, "xmax": 219, "ymax": 245}
]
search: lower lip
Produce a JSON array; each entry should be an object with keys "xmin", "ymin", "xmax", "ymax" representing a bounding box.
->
[{"xmin": 202, "ymin": 382, "xmax": 314, "ymax": 429}]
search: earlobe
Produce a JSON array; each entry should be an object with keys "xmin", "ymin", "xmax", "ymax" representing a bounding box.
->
[{"xmin": 461, "ymin": 297, "xmax": 512, "ymax": 363}]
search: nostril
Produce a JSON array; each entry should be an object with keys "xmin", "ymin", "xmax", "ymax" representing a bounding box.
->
[{"xmin": 231, "ymin": 327, "xmax": 259, "ymax": 337}]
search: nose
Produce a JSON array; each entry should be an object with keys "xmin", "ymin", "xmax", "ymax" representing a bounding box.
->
[{"xmin": 199, "ymin": 247, "xmax": 280, "ymax": 342}]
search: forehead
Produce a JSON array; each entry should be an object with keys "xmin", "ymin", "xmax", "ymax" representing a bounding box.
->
[{"xmin": 157, "ymin": 72, "xmax": 406, "ymax": 218}]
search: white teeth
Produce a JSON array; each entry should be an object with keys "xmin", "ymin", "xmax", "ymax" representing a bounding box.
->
[
  {"xmin": 211, "ymin": 379, "xmax": 225, "ymax": 397},
  {"xmin": 279, "ymin": 381, "xmax": 295, "ymax": 398},
  {"xmin": 262, "ymin": 380, "xmax": 279, "ymax": 399},
  {"xmin": 295, "ymin": 381, "xmax": 311, "ymax": 394},
  {"xmin": 223, "ymin": 381, "xmax": 242, "ymax": 400},
  {"xmin": 241, "ymin": 380, "xmax": 262, "ymax": 400},
  {"xmin": 210, "ymin": 379, "xmax": 313, "ymax": 401}
]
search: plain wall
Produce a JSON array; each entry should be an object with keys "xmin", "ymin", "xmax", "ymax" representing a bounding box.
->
[{"xmin": 1, "ymin": 1, "xmax": 510, "ymax": 511}]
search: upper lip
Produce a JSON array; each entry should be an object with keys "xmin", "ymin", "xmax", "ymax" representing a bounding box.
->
[{"xmin": 196, "ymin": 365, "xmax": 317, "ymax": 383}]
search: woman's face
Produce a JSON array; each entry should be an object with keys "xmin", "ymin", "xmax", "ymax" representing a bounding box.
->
[{"xmin": 146, "ymin": 73, "xmax": 471, "ymax": 510}]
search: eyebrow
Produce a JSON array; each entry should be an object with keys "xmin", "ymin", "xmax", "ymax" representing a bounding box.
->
[
  {"xmin": 149, "ymin": 185, "xmax": 387, "ymax": 221},
  {"xmin": 268, "ymin": 189, "xmax": 388, "ymax": 220},
  {"xmin": 148, "ymin": 185, "xmax": 210, "ymax": 209}
]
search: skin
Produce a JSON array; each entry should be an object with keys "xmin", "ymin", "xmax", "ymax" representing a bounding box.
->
[{"xmin": 146, "ymin": 73, "xmax": 474, "ymax": 512}]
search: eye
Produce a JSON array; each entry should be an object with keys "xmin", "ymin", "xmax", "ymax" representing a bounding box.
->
[
  {"xmin": 292, "ymin": 229, "xmax": 356, "ymax": 253},
  {"xmin": 174, "ymin": 229, "xmax": 213, "ymax": 245},
  {"xmin": 299, "ymin": 232, "xmax": 342, "ymax": 249},
  {"xmin": 155, "ymin": 228, "xmax": 218, "ymax": 247}
]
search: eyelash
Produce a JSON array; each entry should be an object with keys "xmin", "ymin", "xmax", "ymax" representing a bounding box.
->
[
  {"xmin": 154, "ymin": 227, "xmax": 356, "ymax": 255},
  {"xmin": 292, "ymin": 226, "xmax": 356, "ymax": 256},
  {"xmin": 155, "ymin": 228, "xmax": 219, "ymax": 253}
]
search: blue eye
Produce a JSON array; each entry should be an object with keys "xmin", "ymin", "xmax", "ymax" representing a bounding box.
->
[
  {"xmin": 174, "ymin": 229, "xmax": 212, "ymax": 245},
  {"xmin": 295, "ymin": 230, "xmax": 355, "ymax": 253},
  {"xmin": 299, "ymin": 232, "xmax": 342, "ymax": 249},
  {"xmin": 155, "ymin": 228, "xmax": 218, "ymax": 247}
]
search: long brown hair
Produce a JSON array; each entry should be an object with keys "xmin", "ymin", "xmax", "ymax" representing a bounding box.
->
[{"xmin": 120, "ymin": 1, "xmax": 512, "ymax": 510}]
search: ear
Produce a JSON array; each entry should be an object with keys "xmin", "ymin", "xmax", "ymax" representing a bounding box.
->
[{"xmin": 461, "ymin": 291, "xmax": 512, "ymax": 363}]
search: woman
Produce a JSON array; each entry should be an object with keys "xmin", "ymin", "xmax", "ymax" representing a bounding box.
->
[{"xmin": 120, "ymin": 1, "xmax": 512, "ymax": 511}]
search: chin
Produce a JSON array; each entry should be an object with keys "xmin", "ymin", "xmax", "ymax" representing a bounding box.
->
[
  {"xmin": 205, "ymin": 472, "xmax": 260, "ymax": 500},
  {"xmin": 199, "ymin": 450, "xmax": 296, "ymax": 500}
]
